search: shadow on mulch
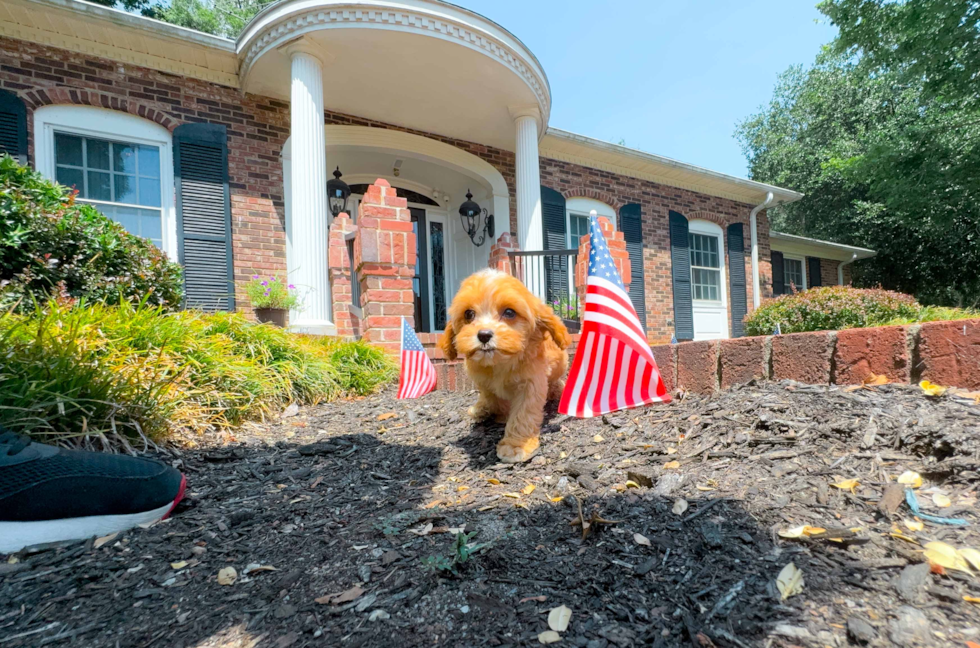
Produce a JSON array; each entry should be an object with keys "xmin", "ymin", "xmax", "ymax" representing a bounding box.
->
[
  {"xmin": 0, "ymin": 429, "xmax": 814, "ymax": 648},
  {"xmin": 453, "ymin": 402, "xmax": 566, "ymax": 471}
]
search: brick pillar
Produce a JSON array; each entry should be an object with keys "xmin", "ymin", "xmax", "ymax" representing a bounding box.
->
[
  {"xmin": 575, "ymin": 216, "xmax": 631, "ymax": 309},
  {"xmin": 354, "ymin": 179, "xmax": 416, "ymax": 354},
  {"xmin": 327, "ymin": 212, "xmax": 359, "ymax": 338},
  {"xmin": 487, "ymin": 231, "xmax": 520, "ymax": 274}
]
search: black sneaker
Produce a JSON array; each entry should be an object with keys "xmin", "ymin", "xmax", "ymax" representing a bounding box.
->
[{"xmin": 0, "ymin": 429, "xmax": 186, "ymax": 553}]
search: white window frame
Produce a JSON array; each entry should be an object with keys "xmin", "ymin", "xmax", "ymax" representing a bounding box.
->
[
  {"xmin": 33, "ymin": 105, "xmax": 177, "ymax": 261},
  {"xmin": 565, "ymin": 197, "xmax": 616, "ymax": 248},
  {"xmin": 782, "ymin": 254, "xmax": 807, "ymax": 291}
]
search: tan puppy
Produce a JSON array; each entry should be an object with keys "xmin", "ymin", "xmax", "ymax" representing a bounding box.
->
[{"xmin": 439, "ymin": 270, "xmax": 570, "ymax": 463}]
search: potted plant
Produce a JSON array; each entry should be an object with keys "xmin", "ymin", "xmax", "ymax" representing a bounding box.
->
[{"xmin": 246, "ymin": 275, "xmax": 300, "ymax": 327}]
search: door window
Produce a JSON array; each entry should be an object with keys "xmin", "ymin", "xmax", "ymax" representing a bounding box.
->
[
  {"xmin": 430, "ymin": 221, "xmax": 446, "ymax": 330},
  {"xmin": 54, "ymin": 132, "xmax": 163, "ymax": 248},
  {"xmin": 689, "ymin": 233, "xmax": 721, "ymax": 301},
  {"xmin": 783, "ymin": 258, "xmax": 805, "ymax": 290}
]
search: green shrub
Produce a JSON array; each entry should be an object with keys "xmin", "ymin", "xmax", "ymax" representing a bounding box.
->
[
  {"xmin": 0, "ymin": 300, "xmax": 397, "ymax": 445},
  {"xmin": 744, "ymin": 286, "xmax": 922, "ymax": 336},
  {"xmin": 0, "ymin": 155, "xmax": 183, "ymax": 311}
]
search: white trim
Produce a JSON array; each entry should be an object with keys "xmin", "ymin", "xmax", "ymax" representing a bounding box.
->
[
  {"xmin": 770, "ymin": 230, "xmax": 876, "ymax": 261},
  {"xmin": 566, "ymin": 197, "xmax": 616, "ymax": 241},
  {"xmin": 33, "ymin": 105, "xmax": 177, "ymax": 261},
  {"xmin": 688, "ymin": 219, "xmax": 729, "ymax": 341},
  {"xmin": 781, "ymin": 253, "xmax": 807, "ymax": 291}
]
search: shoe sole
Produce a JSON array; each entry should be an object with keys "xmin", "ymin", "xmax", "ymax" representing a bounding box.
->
[{"xmin": 0, "ymin": 474, "xmax": 186, "ymax": 554}]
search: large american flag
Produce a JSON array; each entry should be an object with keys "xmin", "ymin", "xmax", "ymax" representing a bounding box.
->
[
  {"xmin": 559, "ymin": 214, "xmax": 670, "ymax": 417},
  {"xmin": 397, "ymin": 317, "xmax": 437, "ymax": 399}
]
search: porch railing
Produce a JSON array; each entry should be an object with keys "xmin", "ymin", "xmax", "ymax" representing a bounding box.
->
[{"xmin": 507, "ymin": 249, "xmax": 581, "ymax": 333}]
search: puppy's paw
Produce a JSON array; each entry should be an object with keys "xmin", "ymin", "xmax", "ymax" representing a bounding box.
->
[
  {"xmin": 496, "ymin": 437, "xmax": 539, "ymax": 464},
  {"xmin": 468, "ymin": 405, "xmax": 491, "ymax": 420}
]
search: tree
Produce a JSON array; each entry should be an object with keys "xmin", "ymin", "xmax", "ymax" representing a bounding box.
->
[
  {"xmin": 737, "ymin": 1, "xmax": 980, "ymax": 307},
  {"xmin": 90, "ymin": 0, "xmax": 273, "ymax": 38}
]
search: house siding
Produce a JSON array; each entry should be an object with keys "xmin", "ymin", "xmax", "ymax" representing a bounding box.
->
[{"xmin": 1, "ymin": 35, "xmax": 778, "ymax": 342}]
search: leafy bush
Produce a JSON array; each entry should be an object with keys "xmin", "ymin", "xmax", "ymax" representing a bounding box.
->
[
  {"xmin": 246, "ymin": 275, "xmax": 300, "ymax": 310},
  {"xmin": 744, "ymin": 286, "xmax": 922, "ymax": 336},
  {"xmin": 0, "ymin": 155, "xmax": 183, "ymax": 311},
  {"xmin": 0, "ymin": 300, "xmax": 397, "ymax": 445}
]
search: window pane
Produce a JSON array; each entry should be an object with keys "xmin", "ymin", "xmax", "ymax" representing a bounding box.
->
[
  {"xmin": 139, "ymin": 208, "xmax": 163, "ymax": 245},
  {"xmin": 138, "ymin": 177, "xmax": 161, "ymax": 207},
  {"xmin": 692, "ymin": 268, "xmax": 721, "ymax": 302},
  {"xmin": 689, "ymin": 233, "xmax": 721, "ymax": 269},
  {"xmin": 56, "ymin": 166, "xmax": 84, "ymax": 191},
  {"xmin": 784, "ymin": 259, "xmax": 804, "ymax": 289},
  {"xmin": 113, "ymin": 143, "xmax": 137, "ymax": 174},
  {"xmin": 114, "ymin": 174, "xmax": 137, "ymax": 204},
  {"xmin": 430, "ymin": 221, "xmax": 446, "ymax": 330},
  {"xmin": 86, "ymin": 139, "xmax": 110, "ymax": 170},
  {"xmin": 138, "ymin": 145, "xmax": 160, "ymax": 178},
  {"xmin": 55, "ymin": 133, "xmax": 83, "ymax": 167},
  {"xmin": 87, "ymin": 171, "xmax": 111, "ymax": 201}
]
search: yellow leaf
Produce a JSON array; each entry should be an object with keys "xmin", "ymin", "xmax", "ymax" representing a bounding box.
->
[
  {"xmin": 170, "ymin": 561, "xmax": 188, "ymax": 570},
  {"xmin": 217, "ymin": 566, "xmax": 237, "ymax": 586},
  {"xmin": 890, "ymin": 531, "xmax": 920, "ymax": 544},
  {"xmin": 778, "ymin": 525, "xmax": 826, "ymax": 539},
  {"xmin": 487, "ymin": 478, "xmax": 500, "ymax": 485},
  {"xmin": 964, "ymin": 595, "xmax": 980, "ymax": 605},
  {"xmin": 593, "ymin": 434, "xmax": 604, "ymax": 443},
  {"xmin": 695, "ymin": 485, "xmax": 715, "ymax": 491},
  {"xmin": 666, "ymin": 446, "xmax": 678, "ymax": 455},
  {"xmin": 377, "ymin": 412, "xmax": 398, "ymax": 421},
  {"xmin": 664, "ymin": 460, "xmax": 680, "ymax": 470},
  {"xmin": 503, "ymin": 492, "xmax": 521, "ymax": 499},
  {"xmin": 897, "ymin": 471, "xmax": 922, "ymax": 488},
  {"xmin": 634, "ymin": 533, "xmax": 651, "ymax": 546},
  {"xmin": 903, "ymin": 518, "xmax": 924, "ymax": 532},
  {"xmin": 776, "ymin": 562, "xmax": 804, "ymax": 600},
  {"xmin": 538, "ymin": 630, "xmax": 562, "ymax": 644},
  {"xmin": 863, "ymin": 373, "xmax": 889, "ymax": 386},
  {"xmin": 932, "ymin": 493, "xmax": 951, "ymax": 508},
  {"xmin": 522, "ymin": 484, "xmax": 536, "ymax": 495},
  {"xmin": 958, "ymin": 547, "xmax": 980, "ymax": 571},
  {"xmin": 832, "ymin": 478, "xmax": 860, "ymax": 493},
  {"xmin": 550, "ymin": 496, "xmax": 563, "ymax": 503},
  {"xmin": 625, "ymin": 480, "xmax": 640, "ymax": 489},
  {"xmin": 547, "ymin": 605, "xmax": 572, "ymax": 632},
  {"xmin": 93, "ymin": 532, "xmax": 119, "ymax": 549},
  {"xmin": 923, "ymin": 541, "xmax": 972, "ymax": 573},
  {"xmin": 920, "ymin": 380, "xmax": 948, "ymax": 397},
  {"xmin": 457, "ymin": 485, "xmax": 469, "ymax": 492},
  {"xmin": 424, "ymin": 500, "xmax": 442, "ymax": 509}
]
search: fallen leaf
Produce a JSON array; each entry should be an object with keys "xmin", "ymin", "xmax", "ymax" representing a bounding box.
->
[
  {"xmin": 933, "ymin": 493, "xmax": 952, "ymax": 508},
  {"xmin": 93, "ymin": 532, "xmax": 119, "ymax": 549},
  {"xmin": 243, "ymin": 563, "xmax": 277, "ymax": 575},
  {"xmin": 965, "ymin": 597, "xmax": 980, "ymax": 606},
  {"xmin": 666, "ymin": 446, "xmax": 678, "ymax": 454},
  {"xmin": 625, "ymin": 480, "xmax": 640, "ymax": 489},
  {"xmin": 958, "ymin": 547, "xmax": 980, "ymax": 571},
  {"xmin": 408, "ymin": 523, "xmax": 433, "ymax": 536},
  {"xmin": 633, "ymin": 533, "xmax": 651, "ymax": 546},
  {"xmin": 671, "ymin": 499, "xmax": 689, "ymax": 515},
  {"xmin": 593, "ymin": 434, "xmax": 604, "ymax": 443},
  {"xmin": 923, "ymin": 541, "xmax": 972, "ymax": 573},
  {"xmin": 695, "ymin": 485, "xmax": 716, "ymax": 491},
  {"xmin": 281, "ymin": 402, "xmax": 299, "ymax": 418},
  {"xmin": 863, "ymin": 373, "xmax": 889, "ymax": 386},
  {"xmin": 217, "ymin": 566, "xmax": 238, "ymax": 586},
  {"xmin": 897, "ymin": 471, "xmax": 923, "ymax": 488},
  {"xmin": 776, "ymin": 562, "xmax": 804, "ymax": 600},
  {"xmin": 832, "ymin": 478, "xmax": 860, "ymax": 493},
  {"xmin": 487, "ymin": 478, "xmax": 500, "ymax": 485},
  {"xmin": 778, "ymin": 525, "xmax": 826, "ymax": 539},
  {"xmin": 903, "ymin": 518, "xmax": 924, "ymax": 532},
  {"xmin": 170, "ymin": 561, "xmax": 188, "ymax": 570},
  {"xmin": 522, "ymin": 484, "xmax": 536, "ymax": 495},
  {"xmin": 547, "ymin": 605, "xmax": 572, "ymax": 632},
  {"xmin": 664, "ymin": 460, "xmax": 680, "ymax": 470},
  {"xmin": 520, "ymin": 595, "xmax": 547, "ymax": 603},
  {"xmin": 503, "ymin": 492, "xmax": 522, "ymax": 499},
  {"xmin": 890, "ymin": 531, "xmax": 920, "ymax": 544},
  {"xmin": 317, "ymin": 585, "xmax": 364, "ymax": 605},
  {"xmin": 550, "ymin": 496, "xmax": 563, "ymax": 503},
  {"xmin": 423, "ymin": 500, "xmax": 442, "ymax": 509},
  {"xmin": 538, "ymin": 630, "xmax": 561, "ymax": 644},
  {"xmin": 456, "ymin": 485, "xmax": 469, "ymax": 492},
  {"xmin": 377, "ymin": 412, "xmax": 398, "ymax": 421},
  {"xmin": 920, "ymin": 380, "xmax": 948, "ymax": 397}
]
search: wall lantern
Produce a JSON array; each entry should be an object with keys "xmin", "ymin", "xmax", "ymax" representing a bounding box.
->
[
  {"xmin": 327, "ymin": 167, "xmax": 351, "ymax": 218},
  {"xmin": 458, "ymin": 190, "xmax": 494, "ymax": 247}
]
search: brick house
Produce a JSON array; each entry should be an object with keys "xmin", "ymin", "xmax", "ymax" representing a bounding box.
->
[{"xmin": 0, "ymin": 0, "xmax": 874, "ymax": 350}]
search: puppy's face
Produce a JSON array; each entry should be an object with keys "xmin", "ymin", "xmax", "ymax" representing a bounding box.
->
[{"xmin": 439, "ymin": 270, "xmax": 570, "ymax": 367}]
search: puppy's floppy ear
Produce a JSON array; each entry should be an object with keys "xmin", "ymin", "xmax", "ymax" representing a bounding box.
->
[
  {"xmin": 438, "ymin": 319, "xmax": 458, "ymax": 361},
  {"xmin": 535, "ymin": 301, "xmax": 571, "ymax": 350}
]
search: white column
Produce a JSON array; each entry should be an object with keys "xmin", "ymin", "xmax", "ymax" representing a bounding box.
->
[
  {"xmin": 511, "ymin": 106, "xmax": 544, "ymax": 297},
  {"xmin": 287, "ymin": 41, "xmax": 332, "ymax": 334}
]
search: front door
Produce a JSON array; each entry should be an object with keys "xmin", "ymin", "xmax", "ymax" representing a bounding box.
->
[
  {"xmin": 688, "ymin": 224, "xmax": 729, "ymax": 340},
  {"xmin": 409, "ymin": 208, "xmax": 447, "ymax": 333}
]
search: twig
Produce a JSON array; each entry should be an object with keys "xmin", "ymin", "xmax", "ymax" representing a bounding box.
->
[
  {"xmin": 705, "ymin": 580, "xmax": 744, "ymax": 620},
  {"xmin": 0, "ymin": 622, "xmax": 60, "ymax": 644},
  {"xmin": 681, "ymin": 498, "xmax": 724, "ymax": 523}
]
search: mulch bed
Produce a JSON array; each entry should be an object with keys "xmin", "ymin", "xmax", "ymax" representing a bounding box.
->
[{"xmin": 2, "ymin": 381, "xmax": 980, "ymax": 647}]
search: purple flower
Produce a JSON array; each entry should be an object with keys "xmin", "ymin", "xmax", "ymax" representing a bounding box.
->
[
  {"xmin": 252, "ymin": 275, "xmax": 259, "ymax": 279},
  {"xmin": 261, "ymin": 280, "xmax": 268, "ymax": 286},
  {"xmin": 264, "ymin": 289, "xmax": 270, "ymax": 295},
  {"xmin": 288, "ymin": 284, "xmax": 295, "ymax": 289}
]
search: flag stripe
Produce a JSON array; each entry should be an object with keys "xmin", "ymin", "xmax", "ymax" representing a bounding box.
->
[{"xmin": 397, "ymin": 317, "xmax": 437, "ymax": 399}]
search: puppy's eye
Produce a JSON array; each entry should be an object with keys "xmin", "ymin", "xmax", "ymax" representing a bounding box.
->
[
  {"xmin": 502, "ymin": 308, "xmax": 517, "ymax": 320},
  {"xmin": 464, "ymin": 309, "xmax": 475, "ymax": 322}
]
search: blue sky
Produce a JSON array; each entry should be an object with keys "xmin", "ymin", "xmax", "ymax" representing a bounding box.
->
[{"xmin": 461, "ymin": 0, "xmax": 837, "ymax": 179}]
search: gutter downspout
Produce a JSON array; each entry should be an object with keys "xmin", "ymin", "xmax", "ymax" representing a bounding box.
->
[
  {"xmin": 837, "ymin": 253, "xmax": 857, "ymax": 285},
  {"xmin": 750, "ymin": 192, "xmax": 774, "ymax": 309}
]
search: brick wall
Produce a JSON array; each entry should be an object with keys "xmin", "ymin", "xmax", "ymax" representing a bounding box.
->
[{"xmin": 818, "ymin": 258, "xmax": 852, "ymax": 286}]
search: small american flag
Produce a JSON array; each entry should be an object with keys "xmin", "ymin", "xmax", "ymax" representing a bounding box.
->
[
  {"xmin": 559, "ymin": 214, "xmax": 670, "ymax": 417},
  {"xmin": 397, "ymin": 317, "xmax": 437, "ymax": 399}
]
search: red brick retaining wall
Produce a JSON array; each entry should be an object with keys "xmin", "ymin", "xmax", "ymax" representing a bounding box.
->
[{"xmin": 429, "ymin": 319, "xmax": 980, "ymax": 394}]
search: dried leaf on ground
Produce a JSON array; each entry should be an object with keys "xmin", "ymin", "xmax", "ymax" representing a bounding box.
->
[
  {"xmin": 664, "ymin": 460, "xmax": 680, "ymax": 470},
  {"xmin": 522, "ymin": 484, "xmax": 536, "ymax": 495},
  {"xmin": 377, "ymin": 412, "xmax": 398, "ymax": 421},
  {"xmin": 217, "ymin": 567, "xmax": 237, "ymax": 586},
  {"xmin": 547, "ymin": 605, "xmax": 572, "ymax": 632},
  {"xmin": 863, "ymin": 373, "xmax": 889, "ymax": 386},
  {"xmin": 408, "ymin": 523, "xmax": 434, "ymax": 536},
  {"xmin": 592, "ymin": 434, "xmax": 604, "ymax": 443},
  {"xmin": 776, "ymin": 562, "xmax": 804, "ymax": 600},
  {"xmin": 671, "ymin": 499, "xmax": 689, "ymax": 515},
  {"xmin": 93, "ymin": 532, "xmax": 118, "ymax": 549},
  {"xmin": 957, "ymin": 547, "xmax": 980, "ymax": 571},
  {"xmin": 170, "ymin": 561, "xmax": 188, "ymax": 570},
  {"xmin": 538, "ymin": 630, "xmax": 561, "ymax": 644},
  {"xmin": 897, "ymin": 471, "xmax": 923, "ymax": 488},
  {"xmin": 923, "ymin": 541, "xmax": 972, "ymax": 573},
  {"xmin": 920, "ymin": 380, "xmax": 948, "ymax": 397},
  {"xmin": 832, "ymin": 478, "xmax": 860, "ymax": 492},
  {"xmin": 778, "ymin": 525, "xmax": 826, "ymax": 539},
  {"xmin": 932, "ymin": 493, "xmax": 951, "ymax": 508},
  {"xmin": 243, "ymin": 564, "xmax": 277, "ymax": 575},
  {"xmin": 903, "ymin": 519, "xmax": 924, "ymax": 532},
  {"xmin": 633, "ymin": 533, "xmax": 651, "ymax": 546}
]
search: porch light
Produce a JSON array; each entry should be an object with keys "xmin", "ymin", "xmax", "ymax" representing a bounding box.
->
[
  {"xmin": 327, "ymin": 167, "xmax": 351, "ymax": 218},
  {"xmin": 458, "ymin": 190, "xmax": 494, "ymax": 247}
]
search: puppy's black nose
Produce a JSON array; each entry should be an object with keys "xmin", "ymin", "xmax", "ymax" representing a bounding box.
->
[{"xmin": 477, "ymin": 329, "xmax": 494, "ymax": 344}]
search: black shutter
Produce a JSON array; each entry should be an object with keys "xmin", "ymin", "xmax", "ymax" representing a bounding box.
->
[
  {"xmin": 771, "ymin": 251, "xmax": 785, "ymax": 296},
  {"xmin": 0, "ymin": 89, "xmax": 27, "ymax": 165},
  {"xmin": 619, "ymin": 203, "xmax": 646, "ymax": 332},
  {"xmin": 807, "ymin": 256, "xmax": 822, "ymax": 288},
  {"xmin": 541, "ymin": 186, "xmax": 567, "ymax": 302},
  {"xmin": 668, "ymin": 210, "xmax": 693, "ymax": 341},
  {"xmin": 727, "ymin": 223, "xmax": 747, "ymax": 337},
  {"xmin": 173, "ymin": 123, "xmax": 235, "ymax": 311}
]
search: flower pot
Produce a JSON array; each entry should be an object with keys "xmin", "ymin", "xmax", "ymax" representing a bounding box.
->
[{"xmin": 254, "ymin": 307, "xmax": 288, "ymax": 328}]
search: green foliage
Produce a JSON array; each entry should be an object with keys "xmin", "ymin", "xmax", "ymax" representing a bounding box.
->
[
  {"xmin": 736, "ymin": 1, "xmax": 980, "ymax": 307},
  {"xmin": 744, "ymin": 286, "xmax": 921, "ymax": 336},
  {"xmin": 0, "ymin": 155, "xmax": 184, "ymax": 312},
  {"xmin": 245, "ymin": 275, "xmax": 300, "ymax": 310},
  {"xmin": 422, "ymin": 531, "xmax": 487, "ymax": 575},
  {"xmin": 0, "ymin": 300, "xmax": 397, "ymax": 445}
]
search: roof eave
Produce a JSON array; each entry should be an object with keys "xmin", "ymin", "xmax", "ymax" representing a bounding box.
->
[{"xmin": 770, "ymin": 230, "xmax": 877, "ymax": 260}]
